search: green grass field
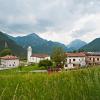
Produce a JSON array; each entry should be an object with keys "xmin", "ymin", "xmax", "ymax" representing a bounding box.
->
[{"xmin": 0, "ymin": 66, "xmax": 100, "ymax": 100}]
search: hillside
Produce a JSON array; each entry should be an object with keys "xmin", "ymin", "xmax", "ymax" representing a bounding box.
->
[
  {"xmin": 0, "ymin": 32, "xmax": 26, "ymax": 57},
  {"xmin": 67, "ymin": 39, "xmax": 87, "ymax": 51},
  {"xmin": 14, "ymin": 33, "xmax": 68, "ymax": 54},
  {"xmin": 80, "ymin": 38, "xmax": 100, "ymax": 52}
]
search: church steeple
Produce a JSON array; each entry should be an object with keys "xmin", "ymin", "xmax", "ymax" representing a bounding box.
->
[{"xmin": 27, "ymin": 46, "xmax": 32, "ymax": 63}]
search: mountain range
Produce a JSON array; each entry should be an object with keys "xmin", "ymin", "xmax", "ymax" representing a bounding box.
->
[
  {"xmin": 0, "ymin": 32, "xmax": 69, "ymax": 57},
  {"xmin": 14, "ymin": 33, "xmax": 68, "ymax": 54},
  {"xmin": 0, "ymin": 31, "xmax": 100, "ymax": 57}
]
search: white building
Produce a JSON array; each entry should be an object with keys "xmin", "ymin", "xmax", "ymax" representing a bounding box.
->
[
  {"xmin": 0, "ymin": 55, "xmax": 20, "ymax": 68},
  {"xmin": 27, "ymin": 46, "xmax": 50, "ymax": 63},
  {"xmin": 64, "ymin": 52, "xmax": 86, "ymax": 69}
]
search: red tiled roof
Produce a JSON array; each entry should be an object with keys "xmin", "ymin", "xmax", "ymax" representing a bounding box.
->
[
  {"xmin": 0, "ymin": 55, "xmax": 18, "ymax": 60},
  {"xmin": 31, "ymin": 54, "xmax": 49, "ymax": 58},
  {"xmin": 65, "ymin": 52, "xmax": 86, "ymax": 57}
]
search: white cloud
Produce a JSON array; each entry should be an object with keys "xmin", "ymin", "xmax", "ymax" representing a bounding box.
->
[
  {"xmin": 71, "ymin": 13, "xmax": 100, "ymax": 43},
  {"xmin": 39, "ymin": 31, "xmax": 73, "ymax": 44},
  {"xmin": 0, "ymin": 0, "xmax": 100, "ymax": 44}
]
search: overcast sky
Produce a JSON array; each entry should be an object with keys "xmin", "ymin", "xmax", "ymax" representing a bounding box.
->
[{"xmin": 0, "ymin": 0, "xmax": 100, "ymax": 44}]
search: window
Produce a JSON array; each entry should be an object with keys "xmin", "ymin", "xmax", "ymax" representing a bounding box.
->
[
  {"xmin": 65, "ymin": 64, "xmax": 67, "ymax": 67},
  {"xmin": 73, "ymin": 64, "xmax": 76, "ymax": 66},
  {"xmin": 97, "ymin": 58, "xmax": 99, "ymax": 61},
  {"xmin": 69, "ymin": 59, "xmax": 71, "ymax": 63},
  {"xmin": 73, "ymin": 59, "xmax": 75, "ymax": 61},
  {"xmin": 93, "ymin": 58, "xmax": 95, "ymax": 62}
]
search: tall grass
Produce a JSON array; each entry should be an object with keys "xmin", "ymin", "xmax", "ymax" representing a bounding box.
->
[{"xmin": 0, "ymin": 67, "xmax": 100, "ymax": 100}]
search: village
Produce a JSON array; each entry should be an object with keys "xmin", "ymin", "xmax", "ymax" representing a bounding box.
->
[
  {"xmin": 0, "ymin": 46, "xmax": 100, "ymax": 71},
  {"xmin": 1, "ymin": 0, "xmax": 100, "ymax": 99}
]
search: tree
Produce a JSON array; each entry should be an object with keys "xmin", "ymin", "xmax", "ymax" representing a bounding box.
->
[
  {"xmin": 73, "ymin": 50, "xmax": 77, "ymax": 53},
  {"xmin": 0, "ymin": 48, "xmax": 12, "ymax": 57},
  {"xmin": 38, "ymin": 59, "xmax": 53, "ymax": 69},
  {"xmin": 51, "ymin": 47, "xmax": 66, "ymax": 67}
]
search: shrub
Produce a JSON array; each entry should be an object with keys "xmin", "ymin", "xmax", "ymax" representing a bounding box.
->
[
  {"xmin": 38, "ymin": 59, "xmax": 53, "ymax": 69},
  {"xmin": 0, "ymin": 48, "xmax": 12, "ymax": 57}
]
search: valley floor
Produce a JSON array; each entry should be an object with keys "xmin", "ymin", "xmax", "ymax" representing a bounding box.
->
[{"xmin": 0, "ymin": 66, "xmax": 100, "ymax": 100}]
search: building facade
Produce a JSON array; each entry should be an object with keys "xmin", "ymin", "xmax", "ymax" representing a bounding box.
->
[
  {"xmin": 27, "ymin": 46, "xmax": 50, "ymax": 63},
  {"xmin": 64, "ymin": 52, "xmax": 100, "ymax": 69},
  {"xmin": 0, "ymin": 55, "xmax": 19, "ymax": 68},
  {"xmin": 86, "ymin": 52, "xmax": 100, "ymax": 65},
  {"xmin": 64, "ymin": 53, "xmax": 86, "ymax": 69}
]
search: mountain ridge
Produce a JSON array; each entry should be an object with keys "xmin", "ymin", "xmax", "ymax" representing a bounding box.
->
[
  {"xmin": 1, "ymin": 31, "xmax": 99, "ymax": 57},
  {"xmin": 0, "ymin": 31, "xmax": 26, "ymax": 57},
  {"xmin": 14, "ymin": 33, "xmax": 69, "ymax": 54},
  {"xmin": 67, "ymin": 39, "xmax": 87, "ymax": 51},
  {"xmin": 80, "ymin": 38, "xmax": 100, "ymax": 52}
]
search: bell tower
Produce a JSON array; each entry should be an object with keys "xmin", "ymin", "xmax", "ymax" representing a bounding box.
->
[{"xmin": 27, "ymin": 46, "xmax": 32, "ymax": 63}]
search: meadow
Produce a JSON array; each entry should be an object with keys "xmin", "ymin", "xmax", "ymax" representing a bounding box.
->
[{"xmin": 0, "ymin": 66, "xmax": 100, "ymax": 100}]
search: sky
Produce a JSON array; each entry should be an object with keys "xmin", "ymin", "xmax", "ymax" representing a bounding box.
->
[{"xmin": 0, "ymin": 0, "xmax": 100, "ymax": 44}]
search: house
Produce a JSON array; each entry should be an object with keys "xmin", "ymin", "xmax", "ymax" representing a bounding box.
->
[
  {"xmin": 64, "ymin": 52, "xmax": 100, "ymax": 69},
  {"xmin": 86, "ymin": 52, "xmax": 100, "ymax": 65},
  {"xmin": 0, "ymin": 55, "xmax": 20, "ymax": 68},
  {"xmin": 27, "ymin": 46, "xmax": 50, "ymax": 63},
  {"xmin": 64, "ymin": 52, "xmax": 86, "ymax": 69}
]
